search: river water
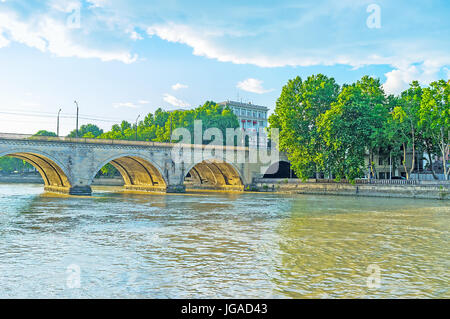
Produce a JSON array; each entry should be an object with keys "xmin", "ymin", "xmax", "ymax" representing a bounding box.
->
[{"xmin": 0, "ymin": 183, "xmax": 448, "ymax": 298}]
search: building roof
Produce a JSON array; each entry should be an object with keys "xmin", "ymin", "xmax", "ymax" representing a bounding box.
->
[{"xmin": 218, "ymin": 100, "xmax": 269, "ymax": 111}]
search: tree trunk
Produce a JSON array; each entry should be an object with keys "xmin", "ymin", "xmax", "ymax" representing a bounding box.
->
[
  {"xmin": 442, "ymin": 145, "xmax": 449, "ymax": 180},
  {"xmin": 409, "ymin": 125, "xmax": 415, "ymax": 178},
  {"xmin": 440, "ymin": 128, "xmax": 449, "ymax": 180},
  {"xmin": 402, "ymin": 143, "xmax": 409, "ymax": 180},
  {"xmin": 369, "ymin": 149, "xmax": 375, "ymax": 179},
  {"xmin": 389, "ymin": 152, "xmax": 392, "ymax": 180},
  {"xmin": 425, "ymin": 140, "xmax": 438, "ymax": 179},
  {"xmin": 442, "ymin": 147, "xmax": 448, "ymax": 180}
]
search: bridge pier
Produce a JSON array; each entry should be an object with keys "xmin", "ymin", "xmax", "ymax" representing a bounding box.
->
[
  {"xmin": 166, "ymin": 185, "xmax": 186, "ymax": 193},
  {"xmin": 43, "ymin": 185, "xmax": 92, "ymax": 196},
  {"xmin": 69, "ymin": 186, "xmax": 93, "ymax": 196}
]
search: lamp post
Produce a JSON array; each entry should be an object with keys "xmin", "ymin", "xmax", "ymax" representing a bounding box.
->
[
  {"xmin": 135, "ymin": 115, "xmax": 140, "ymax": 141},
  {"xmin": 74, "ymin": 100, "xmax": 79, "ymax": 138},
  {"xmin": 169, "ymin": 113, "xmax": 173, "ymax": 143},
  {"xmin": 57, "ymin": 108, "xmax": 62, "ymax": 137}
]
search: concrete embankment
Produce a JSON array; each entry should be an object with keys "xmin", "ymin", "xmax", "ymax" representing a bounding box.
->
[
  {"xmin": 251, "ymin": 178, "xmax": 450, "ymax": 200},
  {"xmin": 0, "ymin": 175, "xmax": 124, "ymax": 186},
  {"xmin": 0, "ymin": 175, "xmax": 43, "ymax": 184}
]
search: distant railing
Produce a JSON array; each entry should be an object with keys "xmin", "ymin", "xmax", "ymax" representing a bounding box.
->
[
  {"xmin": 0, "ymin": 132, "xmax": 249, "ymax": 151},
  {"xmin": 354, "ymin": 179, "xmax": 419, "ymax": 185},
  {"xmin": 253, "ymin": 177, "xmax": 450, "ymax": 186}
]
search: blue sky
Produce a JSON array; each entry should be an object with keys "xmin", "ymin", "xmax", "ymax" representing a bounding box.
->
[{"xmin": 0, "ymin": 0, "xmax": 449, "ymax": 135}]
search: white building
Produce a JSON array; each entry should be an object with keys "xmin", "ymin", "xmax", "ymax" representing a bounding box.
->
[{"xmin": 218, "ymin": 100, "xmax": 269, "ymax": 147}]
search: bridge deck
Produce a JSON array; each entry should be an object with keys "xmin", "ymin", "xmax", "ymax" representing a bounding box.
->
[{"xmin": 0, "ymin": 133, "xmax": 250, "ymax": 151}]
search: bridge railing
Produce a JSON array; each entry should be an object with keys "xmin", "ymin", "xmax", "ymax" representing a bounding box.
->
[
  {"xmin": 0, "ymin": 133, "xmax": 33, "ymax": 139},
  {"xmin": 0, "ymin": 132, "xmax": 250, "ymax": 151}
]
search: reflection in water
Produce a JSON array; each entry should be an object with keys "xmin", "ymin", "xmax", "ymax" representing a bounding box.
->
[{"xmin": 0, "ymin": 184, "xmax": 448, "ymax": 298}]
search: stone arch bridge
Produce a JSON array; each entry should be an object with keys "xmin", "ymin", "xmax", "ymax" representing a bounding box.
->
[{"xmin": 0, "ymin": 134, "xmax": 285, "ymax": 196}]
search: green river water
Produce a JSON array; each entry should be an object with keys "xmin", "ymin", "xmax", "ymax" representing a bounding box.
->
[{"xmin": 0, "ymin": 184, "xmax": 448, "ymax": 298}]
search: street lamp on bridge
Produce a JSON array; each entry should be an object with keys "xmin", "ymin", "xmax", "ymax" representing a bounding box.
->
[
  {"xmin": 74, "ymin": 100, "xmax": 79, "ymax": 138},
  {"xmin": 135, "ymin": 114, "xmax": 140, "ymax": 141},
  {"xmin": 57, "ymin": 108, "xmax": 62, "ymax": 137}
]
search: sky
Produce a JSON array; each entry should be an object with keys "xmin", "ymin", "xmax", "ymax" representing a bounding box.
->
[{"xmin": 0, "ymin": 0, "xmax": 449, "ymax": 135}]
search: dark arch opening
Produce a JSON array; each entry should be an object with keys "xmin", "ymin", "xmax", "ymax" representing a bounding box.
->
[
  {"xmin": 184, "ymin": 159, "xmax": 244, "ymax": 191},
  {"xmin": 263, "ymin": 161, "xmax": 297, "ymax": 179},
  {"xmin": 1, "ymin": 153, "xmax": 72, "ymax": 193},
  {"xmin": 94, "ymin": 156, "xmax": 167, "ymax": 193}
]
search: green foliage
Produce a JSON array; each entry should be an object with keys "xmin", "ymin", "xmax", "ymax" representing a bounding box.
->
[
  {"xmin": 98, "ymin": 163, "xmax": 119, "ymax": 177},
  {"xmin": 34, "ymin": 130, "xmax": 57, "ymax": 137},
  {"xmin": 68, "ymin": 124, "xmax": 104, "ymax": 138},
  {"xmin": 0, "ymin": 157, "xmax": 33, "ymax": 173}
]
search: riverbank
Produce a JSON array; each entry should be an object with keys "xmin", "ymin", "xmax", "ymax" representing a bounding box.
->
[
  {"xmin": 251, "ymin": 178, "xmax": 450, "ymax": 200},
  {"xmin": 1, "ymin": 175, "xmax": 448, "ymax": 199}
]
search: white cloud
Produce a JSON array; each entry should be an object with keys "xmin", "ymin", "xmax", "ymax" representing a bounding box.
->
[
  {"xmin": 127, "ymin": 29, "xmax": 143, "ymax": 41},
  {"xmin": 144, "ymin": 23, "xmax": 407, "ymax": 69},
  {"xmin": 0, "ymin": 33, "xmax": 9, "ymax": 47},
  {"xmin": 144, "ymin": 9, "xmax": 450, "ymax": 84},
  {"xmin": 237, "ymin": 78, "xmax": 273, "ymax": 94},
  {"xmin": 0, "ymin": 11, "xmax": 137, "ymax": 63},
  {"xmin": 113, "ymin": 102, "xmax": 139, "ymax": 108},
  {"xmin": 383, "ymin": 62, "xmax": 442, "ymax": 95},
  {"xmin": 138, "ymin": 100, "xmax": 150, "ymax": 104},
  {"xmin": 163, "ymin": 94, "xmax": 190, "ymax": 108},
  {"xmin": 1, "ymin": 1, "xmax": 449, "ymax": 89},
  {"xmin": 171, "ymin": 83, "xmax": 188, "ymax": 90},
  {"xmin": 48, "ymin": 0, "xmax": 81, "ymax": 13},
  {"xmin": 383, "ymin": 67, "xmax": 418, "ymax": 95},
  {"xmin": 445, "ymin": 68, "xmax": 450, "ymax": 80},
  {"xmin": 146, "ymin": 23, "xmax": 290, "ymax": 68}
]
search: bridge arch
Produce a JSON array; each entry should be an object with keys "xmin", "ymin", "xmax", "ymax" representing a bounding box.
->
[
  {"xmin": 90, "ymin": 154, "xmax": 168, "ymax": 193},
  {"xmin": 184, "ymin": 158, "xmax": 244, "ymax": 191},
  {"xmin": 0, "ymin": 149, "xmax": 72, "ymax": 193}
]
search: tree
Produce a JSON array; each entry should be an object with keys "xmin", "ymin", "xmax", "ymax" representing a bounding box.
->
[
  {"xmin": 269, "ymin": 74, "xmax": 340, "ymax": 180},
  {"xmin": 390, "ymin": 81, "xmax": 423, "ymax": 179},
  {"xmin": 383, "ymin": 95, "xmax": 405, "ymax": 178},
  {"xmin": 419, "ymin": 80, "xmax": 450, "ymax": 180},
  {"xmin": 68, "ymin": 124, "xmax": 103, "ymax": 138},
  {"xmin": 193, "ymin": 101, "xmax": 239, "ymax": 144},
  {"xmin": 317, "ymin": 76, "xmax": 388, "ymax": 182},
  {"xmin": 34, "ymin": 130, "xmax": 57, "ymax": 137}
]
